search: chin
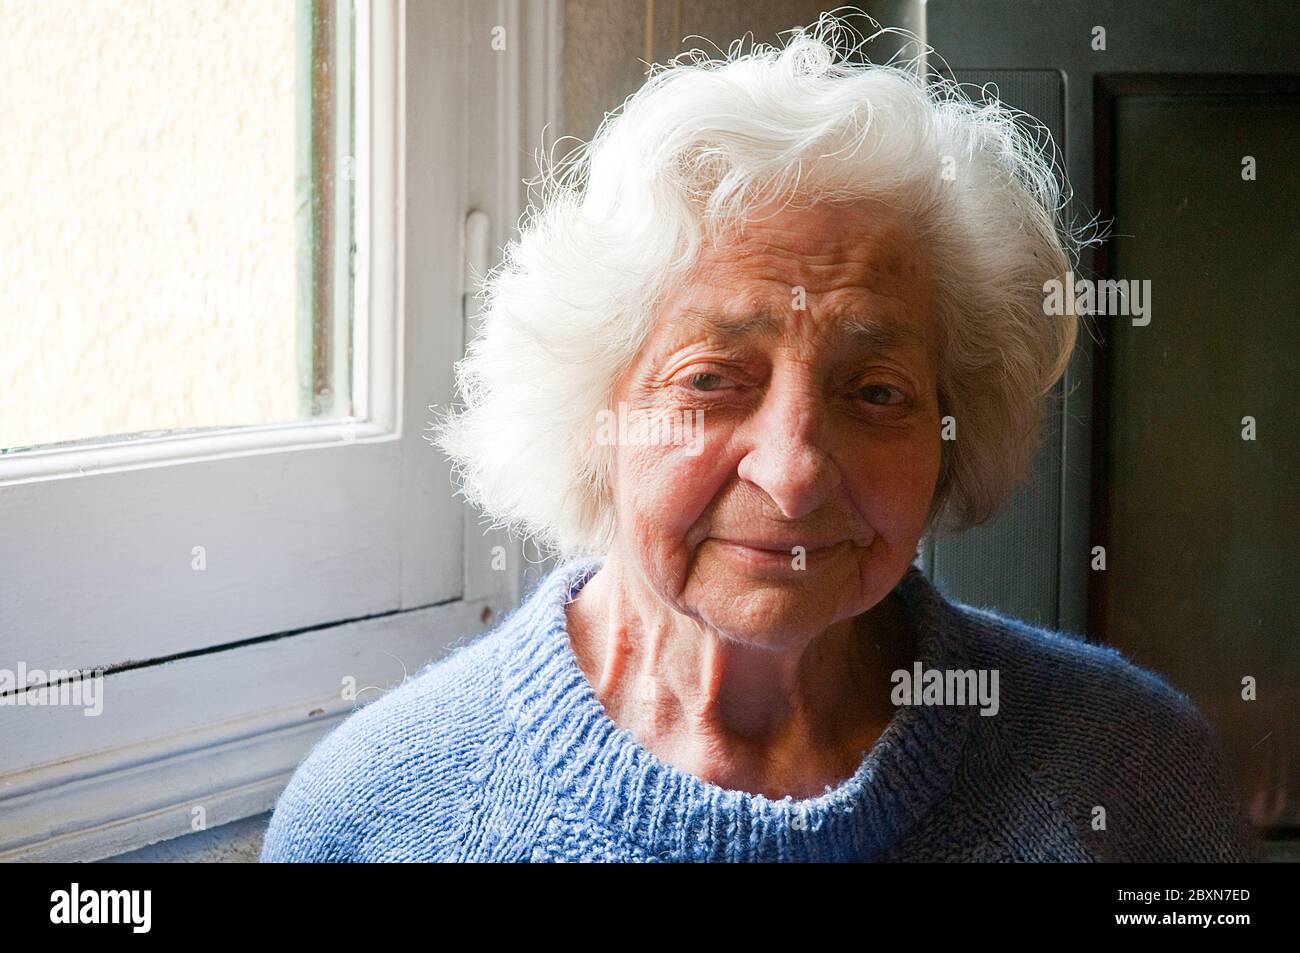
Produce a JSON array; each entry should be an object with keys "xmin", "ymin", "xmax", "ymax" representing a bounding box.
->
[{"xmin": 684, "ymin": 572, "xmax": 849, "ymax": 646}]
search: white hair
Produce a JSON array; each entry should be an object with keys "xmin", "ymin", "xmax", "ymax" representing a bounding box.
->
[{"xmin": 431, "ymin": 11, "xmax": 1092, "ymax": 559}]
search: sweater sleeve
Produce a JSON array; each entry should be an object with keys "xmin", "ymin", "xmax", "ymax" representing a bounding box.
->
[
  {"xmin": 960, "ymin": 608, "xmax": 1264, "ymax": 863},
  {"xmin": 1130, "ymin": 693, "xmax": 1263, "ymax": 863},
  {"xmin": 258, "ymin": 642, "xmax": 501, "ymax": 862},
  {"xmin": 259, "ymin": 719, "xmax": 372, "ymax": 863}
]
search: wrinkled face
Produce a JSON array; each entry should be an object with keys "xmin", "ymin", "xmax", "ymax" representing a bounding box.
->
[{"xmin": 603, "ymin": 198, "xmax": 943, "ymax": 646}]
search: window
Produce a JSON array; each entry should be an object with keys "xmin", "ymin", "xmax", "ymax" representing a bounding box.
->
[
  {"xmin": 0, "ymin": 0, "xmax": 560, "ymax": 861},
  {"xmin": 1, "ymin": 0, "xmax": 356, "ymax": 453}
]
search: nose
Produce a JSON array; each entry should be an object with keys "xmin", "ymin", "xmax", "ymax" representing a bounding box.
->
[{"xmin": 734, "ymin": 369, "xmax": 841, "ymax": 522}]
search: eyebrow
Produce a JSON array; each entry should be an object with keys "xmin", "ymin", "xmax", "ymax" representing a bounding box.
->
[{"xmin": 676, "ymin": 306, "xmax": 927, "ymax": 351}]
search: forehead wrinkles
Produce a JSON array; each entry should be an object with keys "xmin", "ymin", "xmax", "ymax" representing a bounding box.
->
[
  {"xmin": 674, "ymin": 261, "xmax": 928, "ymax": 346},
  {"xmin": 658, "ymin": 294, "xmax": 929, "ymax": 367},
  {"xmin": 689, "ymin": 215, "xmax": 928, "ymax": 304},
  {"xmin": 649, "ymin": 204, "xmax": 936, "ymax": 358}
]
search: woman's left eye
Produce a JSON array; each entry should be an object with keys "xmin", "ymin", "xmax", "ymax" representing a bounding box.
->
[
  {"xmin": 684, "ymin": 372, "xmax": 728, "ymax": 391},
  {"xmin": 856, "ymin": 384, "xmax": 904, "ymax": 406}
]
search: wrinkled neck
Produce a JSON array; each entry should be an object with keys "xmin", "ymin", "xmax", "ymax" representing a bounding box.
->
[{"xmin": 564, "ymin": 549, "xmax": 915, "ymax": 796}]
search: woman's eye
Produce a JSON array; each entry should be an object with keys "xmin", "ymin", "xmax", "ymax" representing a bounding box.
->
[
  {"xmin": 857, "ymin": 384, "xmax": 903, "ymax": 405},
  {"xmin": 685, "ymin": 372, "xmax": 727, "ymax": 391}
]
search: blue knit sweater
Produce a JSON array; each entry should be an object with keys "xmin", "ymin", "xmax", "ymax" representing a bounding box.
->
[{"xmin": 260, "ymin": 557, "xmax": 1260, "ymax": 862}]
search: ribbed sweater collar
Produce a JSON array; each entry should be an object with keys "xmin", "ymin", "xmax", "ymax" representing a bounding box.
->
[{"xmin": 498, "ymin": 557, "xmax": 978, "ymax": 862}]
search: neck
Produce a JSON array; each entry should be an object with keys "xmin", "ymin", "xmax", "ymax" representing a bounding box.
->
[{"xmin": 563, "ymin": 550, "xmax": 915, "ymax": 798}]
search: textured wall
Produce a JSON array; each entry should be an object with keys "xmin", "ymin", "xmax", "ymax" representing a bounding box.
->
[{"xmin": 0, "ymin": 0, "xmax": 298, "ymax": 451}]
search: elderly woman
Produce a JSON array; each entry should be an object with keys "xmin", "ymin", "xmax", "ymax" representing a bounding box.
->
[{"xmin": 260, "ymin": 21, "xmax": 1258, "ymax": 862}]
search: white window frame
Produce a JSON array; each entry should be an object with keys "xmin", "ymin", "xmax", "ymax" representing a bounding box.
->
[{"xmin": 0, "ymin": 0, "xmax": 561, "ymax": 861}]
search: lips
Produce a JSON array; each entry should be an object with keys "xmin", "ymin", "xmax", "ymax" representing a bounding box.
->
[{"xmin": 712, "ymin": 537, "xmax": 853, "ymax": 573}]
